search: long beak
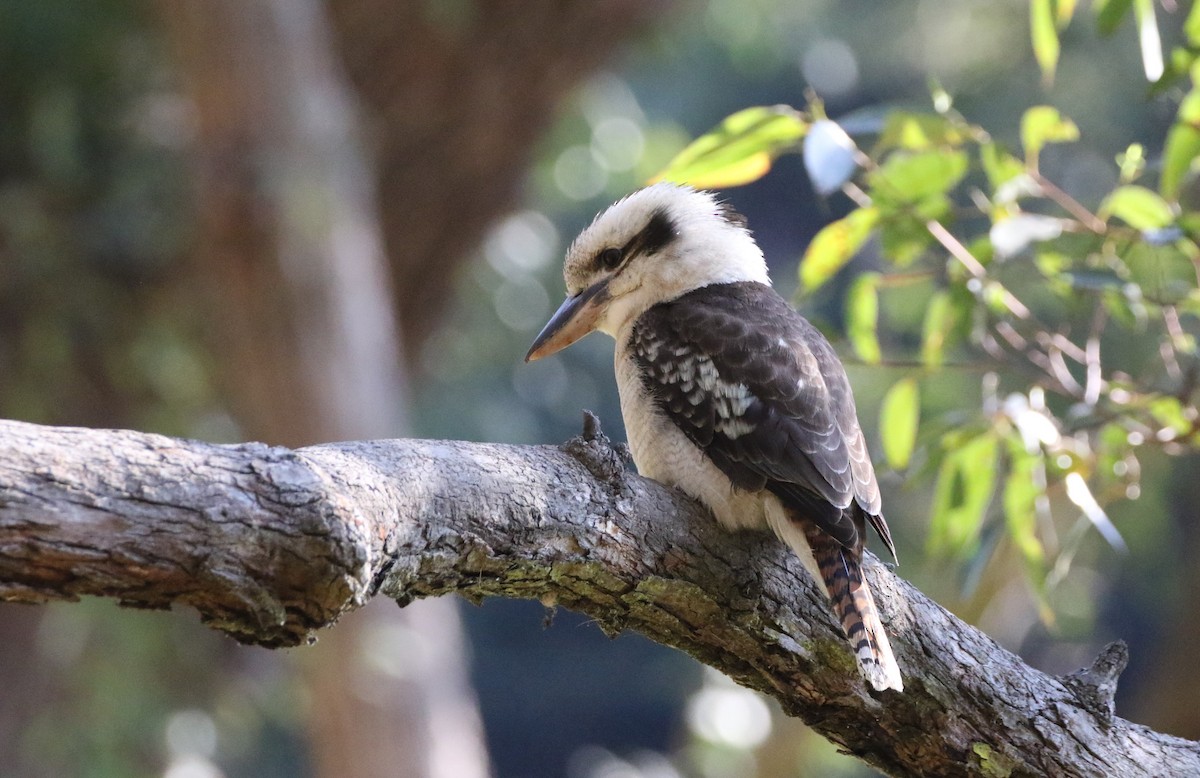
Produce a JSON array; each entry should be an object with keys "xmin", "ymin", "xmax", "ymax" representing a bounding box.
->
[{"xmin": 525, "ymin": 280, "xmax": 610, "ymax": 362}]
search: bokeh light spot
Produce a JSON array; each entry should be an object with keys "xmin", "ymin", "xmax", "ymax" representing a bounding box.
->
[
  {"xmin": 801, "ymin": 38, "xmax": 859, "ymax": 97},
  {"xmin": 554, "ymin": 145, "xmax": 609, "ymax": 201}
]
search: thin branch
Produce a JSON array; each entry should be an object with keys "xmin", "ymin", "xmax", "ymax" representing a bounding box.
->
[
  {"xmin": 1161, "ymin": 305, "xmax": 1186, "ymax": 383},
  {"xmin": 922, "ymin": 216, "xmax": 1094, "ymax": 400},
  {"xmin": 924, "ymin": 219, "xmax": 1032, "ymax": 320},
  {"xmin": 1, "ymin": 419, "xmax": 1197, "ymax": 777},
  {"xmin": 1031, "ymin": 171, "xmax": 1109, "ymax": 235},
  {"xmin": 1046, "ymin": 342, "xmax": 1085, "ymax": 398},
  {"xmin": 989, "ymin": 320, "xmax": 1080, "ymax": 399},
  {"xmin": 1046, "ymin": 332, "xmax": 1089, "ymax": 365},
  {"xmin": 1085, "ymin": 307, "xmax": 1106, "ymax": 406}
]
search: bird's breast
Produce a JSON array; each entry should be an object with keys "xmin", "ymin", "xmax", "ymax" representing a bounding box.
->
[{"xmin": 614, "ymin": 346, "xmax": 769, "ymax": 532}]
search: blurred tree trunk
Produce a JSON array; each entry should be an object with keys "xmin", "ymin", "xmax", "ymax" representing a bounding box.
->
[
  {"xmin": 160, "ymin": 0, "xmax": 672, "ymax": 769},
  {"xmin": 325, "ymin": 0, "xmax": 671, "ymax": 363},
  {"xmin": 0, "ymin": 0, "xmax": 671, "ymax": 772},
  {"xmin": 0, "ymin": 608, "xmax": 58, "ymax": 777},
  {"xmin": 159, "ymin": 1, "xmax": 489, "ymax": 776}
]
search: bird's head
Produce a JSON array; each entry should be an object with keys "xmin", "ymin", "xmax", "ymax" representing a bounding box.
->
[{"xmin": 526, "ymin": 183, "xmax": 769, "ymax": 361}]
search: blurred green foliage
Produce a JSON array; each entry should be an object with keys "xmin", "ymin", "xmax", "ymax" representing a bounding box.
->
[
  {"xmin": 0, "ymin": 3, "xmax": 267, "ymax": 778},
  {"xmin": 653, "ymin": 5, "xmax": 1200, "ymax": 631},
  {"xmin": 0, "ymin": 0, "xmax": 205, "ymax": 436}
]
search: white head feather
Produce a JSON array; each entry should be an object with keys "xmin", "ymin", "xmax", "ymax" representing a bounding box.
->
[{"xmin": 562, "ymin": 183, "xmax": 771, "ymax": 337}]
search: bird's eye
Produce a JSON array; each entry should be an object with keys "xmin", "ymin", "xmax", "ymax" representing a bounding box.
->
[{"xmin": 600, "ymin": 247, "xmax": 622, "ymax": 269}]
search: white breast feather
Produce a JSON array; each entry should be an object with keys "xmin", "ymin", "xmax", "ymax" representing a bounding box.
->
[{"xmin": 615, "ymin": 339, "xmax": 770, "ymax": 532}]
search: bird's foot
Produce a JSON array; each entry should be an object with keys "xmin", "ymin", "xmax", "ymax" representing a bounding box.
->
[{"xmin": 562, "ymin": 410, "xmax": 631, "ymax": 484}]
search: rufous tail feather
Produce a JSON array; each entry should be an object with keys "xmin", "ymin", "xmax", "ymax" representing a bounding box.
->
[{"xmin": 803, "ymin": 525, "xmax": 903, "ymax": 692}]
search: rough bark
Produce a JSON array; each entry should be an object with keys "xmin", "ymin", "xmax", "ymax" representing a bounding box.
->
[{"xmin": 2, "ymin": 417, "xmax": 1195, "ymax": 778}]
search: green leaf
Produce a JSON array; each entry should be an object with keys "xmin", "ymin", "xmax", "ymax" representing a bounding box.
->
[
  {"xmin": 880, "ymin": 377, "xmax": 920, "ymax": 470},
  {"xmin": 1095, "ymin": 420, "xmax": 1137, "ymax": 490},
  {"xmin": 1020, "ymin": 106, "xmax": 1079, "ymax": 169},
  {"xmin": 920, "ymin": 289, "xmax": 967, "ymax": 367},
  {"xmin": 1035, "ymin": 249, "xmax": 1071, "ymax": 278},
  {"xmin": 968, "ymin": 234, "xmax": 996, "ymax": 268},
  {"xmin": 981, "ymin": 142, "xmax": 1026, "ymax": 191},
  {"xmin": 880, "ymin": 221, "xmax": 931, "ymax": 266},
  {"xmin": 1094, "ymin": 0, "xmax": 1133, "ymax": 35},
  {"xmin": 1003, "ymin": 444, "xmax": 1045, "ymax": 558},
  {"xmin": 980, "ymin": 280, "xmax": 1015, "ymax": 315},
  {"xmin": 1125, "ymin": 243, "xmax": 1197, "ymax": 303},
  {"xmin": 800, "ymin": 206, "xmax": 879, "ymax": 292},
  {"xmin": 1161, "ymin": 89, "xmax": 1200, "ymax": 201},
  {"xmin": 1117, "ymin": 143, "xmax": 1146, "ymax": 184},
  {"xmin": 1157, "ymin": 48, "xmax": 1200, "ymax": 94},
  {"xmin": 929, "ymin": 432, "xmax": 1000, "ymax": 558},
  {"xmin": 1098, "ymin": 185, "xmax": 1175, "ymax": 229},
  {"xmin": 1031, "ymin": 0, "xmax": 1061, "ymax": 84},
  {"xmin": 1003, "ymin": 441, "xmax": 1050, "ymax": 617},
  {"xmin": 1057, "ymin": 0, "xmax": 1077, "ymax": 25},
  {"xmin": 875, "ymin": 111, "xmax": 968, "ymax": 152},
  {"xmin": 920, "ymin": 291, "xmax": 952, "ymax": 368},
  {"xmin": 1187, "ymin": 1, "xmax": 1200, "ymax": 47},
  {"xmin": 845, "ymin": 273, "xmax": 882, "ymax": 364},
  {"xmin": 1147, "ymin": 396, "xmax": 1193, "ymax": 435},
  {"xmin": 653, "ymin": 105, "xmax": 808, "ymax": 188},
  {"xmin": 868, "ymin": 149, "xmax": 969, "ymax": 204},
  {"xmin": 1101, "ymin": 284, "xmax": 1148, "ymax": 328}
]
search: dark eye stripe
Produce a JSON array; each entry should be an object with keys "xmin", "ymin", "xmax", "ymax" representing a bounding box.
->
[
  {"xmin": 589, "ymin": 207, "xmax": 679, "ymax": 273},
  {"xmin": 632, "ymin": 208, "xmax": 677, "ymax": 256}
]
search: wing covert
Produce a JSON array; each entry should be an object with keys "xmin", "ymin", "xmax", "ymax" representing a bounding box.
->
[{"xmin": 631, "ymin": 282, "xmax": 888, "ymax": 553}]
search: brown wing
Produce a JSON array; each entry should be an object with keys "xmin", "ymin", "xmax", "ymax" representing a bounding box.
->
[{"xmin": 630, "ymin": 281, "xmax": 895, "ymax": 558}]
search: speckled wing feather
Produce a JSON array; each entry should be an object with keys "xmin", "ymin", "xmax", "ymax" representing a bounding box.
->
[{"xmin": 629, "ymin": 281, "xmax": 895, "ymax": 559}]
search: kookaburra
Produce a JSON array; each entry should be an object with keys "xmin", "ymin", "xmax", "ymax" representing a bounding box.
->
[{"xmin": 525, "ymin": 183, "xmax": 903, "ymax": 692}]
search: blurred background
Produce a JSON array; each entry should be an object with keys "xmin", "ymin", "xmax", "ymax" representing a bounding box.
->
[{"xmin": 1, "ymin": 1, "xmax": 1196, "ymax": 776}]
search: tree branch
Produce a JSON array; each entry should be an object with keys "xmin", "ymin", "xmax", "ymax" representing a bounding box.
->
[{"xmin": 0, "ymin": 418, "xmax": 1195, "ymax": 777}]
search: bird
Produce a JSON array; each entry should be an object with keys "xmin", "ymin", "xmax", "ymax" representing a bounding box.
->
[{"xmin": 524, "ymin": 182, "xmax": 903, "ymax": 692}]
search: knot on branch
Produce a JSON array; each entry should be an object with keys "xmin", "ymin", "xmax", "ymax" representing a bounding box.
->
[
  {"xmin": 1062, "ymin": 639, "xmax": 1129, "ymax": 726},
  {"xmin": 561, "ymin": 410, "xmax": 631, "ymax": 486}
]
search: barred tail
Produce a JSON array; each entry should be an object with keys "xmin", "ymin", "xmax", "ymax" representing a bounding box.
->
[
  {"xmin": 766, "ymin": 507, "xmax": 903, "ymax": 691},
  {"xmin": 806, "ymin": 527, "xmax": 903, "ymax": 692}
]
